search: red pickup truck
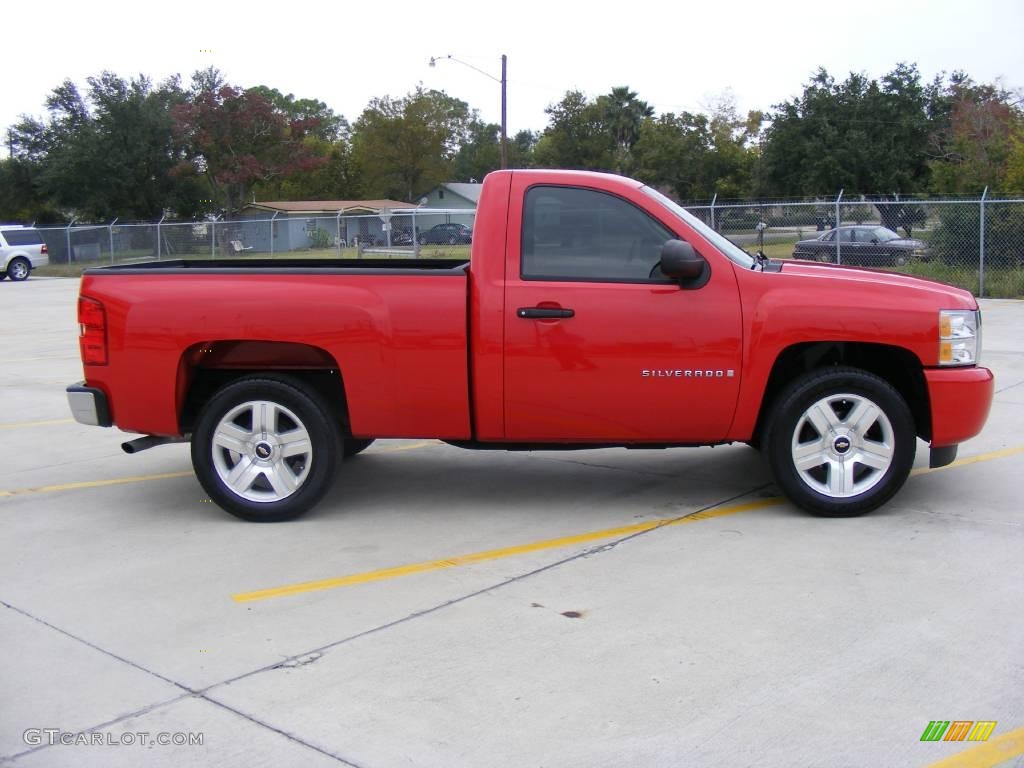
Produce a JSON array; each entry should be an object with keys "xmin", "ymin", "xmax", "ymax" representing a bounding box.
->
[{"xmin": 66, "ymin": 170, "xmax": 993, "ymax": 522}]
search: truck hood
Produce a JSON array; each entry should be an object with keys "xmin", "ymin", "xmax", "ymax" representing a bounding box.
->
[{"xmin": 778, "ymin": 260, "xmax": 977, "ymax": 309}]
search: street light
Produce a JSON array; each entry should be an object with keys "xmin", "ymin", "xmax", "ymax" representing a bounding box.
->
[{"xmin": 429, "ymin": 53, "xmax": 508, "ymax": 170}]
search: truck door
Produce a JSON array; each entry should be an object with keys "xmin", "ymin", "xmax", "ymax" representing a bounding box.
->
[{"xmin": 502, "ymin": 182, "xmax": 743, "ymax": 442}]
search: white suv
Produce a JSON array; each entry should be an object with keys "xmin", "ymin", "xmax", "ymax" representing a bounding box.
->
[{"xmin": 1, "ymin": 226, "xmax": 50, "ymax": 281}]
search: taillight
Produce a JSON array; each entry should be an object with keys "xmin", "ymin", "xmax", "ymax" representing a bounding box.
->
[
  {"xmin": 41, "ymin": 244, "xmax": 49, "ymax": 254},
  {"xmin": 78, "ymin": 296, "xmax": 108, "ymax": 365}
]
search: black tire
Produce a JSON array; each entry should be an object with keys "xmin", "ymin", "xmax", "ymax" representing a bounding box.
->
[
  {"xmin": 816, "ymin": 252, "xmax": 834, "ymax": 264},
  {"xmin": 764, "ymin": 367, "xmax": 915, "ymax": 517},
  {"xmin": 343, "ymin": 438, "xmax": 375, "ymax": 458},
  {"xmin": 0, "ymin": 272, "xmax": 6, "ymax": 280},
  {"xmin": 7, "ymin": 257, "xmax": 30, "ymax": 281},
  {"xmin": 191, "ymin": 375, "xmax": 338, "ymax": 522}
]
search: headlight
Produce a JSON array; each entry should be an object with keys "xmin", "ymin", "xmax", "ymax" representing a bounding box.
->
[{"xmin": 938, "ymin": 309, "xmax": 981, "ymax": 366}]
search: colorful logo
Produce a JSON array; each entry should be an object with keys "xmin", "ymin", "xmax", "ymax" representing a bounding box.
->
[{"xmin": 921, "ymin": 721, "xmax": 997, "ymax": 742}]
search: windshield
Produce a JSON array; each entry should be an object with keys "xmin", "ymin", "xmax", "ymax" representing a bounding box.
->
[
  {"xmin": 640, "ymin": 187, "xmax": 755, "ymax": 268},
  {"xmin": 873, "ymin": 227, "xmax": 900, "ymax": 242}
]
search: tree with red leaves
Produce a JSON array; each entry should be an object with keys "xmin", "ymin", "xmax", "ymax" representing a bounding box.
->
[{"xmin": 172, "ymin": 82, "xmax": 326, "ymax": 215}]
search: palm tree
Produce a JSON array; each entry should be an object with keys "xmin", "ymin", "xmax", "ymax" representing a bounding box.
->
[{"xmin": 600, "ymin": 86, "xmax": 654, "ymax": 173}]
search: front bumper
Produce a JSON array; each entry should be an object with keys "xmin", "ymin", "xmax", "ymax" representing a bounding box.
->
[
  {"xmin": 925, "ymin": 366, "xmax": 994, "ymax": 447},
  {"xmin": 66, "ymin": 383, "xmax": 112, "ymax": 427}
]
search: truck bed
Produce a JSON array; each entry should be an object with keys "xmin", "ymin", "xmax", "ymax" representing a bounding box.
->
[
  {"xmin": 77, "ymin": 262, "xmax": 472, "ymax": 439},
  {"xmin": 83, "ymin": 257, "xmax": 468, "ymax": 275}
]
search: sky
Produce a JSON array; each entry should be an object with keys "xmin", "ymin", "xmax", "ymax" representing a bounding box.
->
[{"xmin": 2, "ymin": 0, "xmax": 1022, "ymax": 149}]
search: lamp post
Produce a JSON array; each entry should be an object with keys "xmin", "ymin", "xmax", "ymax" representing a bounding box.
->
[{"xmin": 429, "ymin": 53, "xmax": 508, "ymax": 169}]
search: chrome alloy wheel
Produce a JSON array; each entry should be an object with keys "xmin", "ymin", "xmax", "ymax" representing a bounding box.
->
[
  {"xmin": 790, "ymin": 392, "xmax": 895, "ymax": 498},
  {"xmin": 9, "ymin": 258, "xmax": 29, "ymax": 280},
  {"xmin": 211, "ymin": 400, "xmax": 313, "ymax": 503}
]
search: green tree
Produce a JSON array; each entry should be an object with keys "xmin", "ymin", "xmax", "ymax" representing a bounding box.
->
[
  {"xmin": 254, "ymin": 138, "xmax": 362, "ymax": 201},
  {"xmin": 451, "ymin": 119, "xmax": 502, "ymax": 182},
  {"xmin": 246, "ymin": 85, "xmax": 348, "ymax": 141},
  {"xmin": 533, "ymin": 90, "xmax": 615, "ymax": 170},
  {"xmin": 0, "ymin": 157, "xmax": 63, "ymax": 223},
  {"xmin": 759, "ymin": 64, "xmax": 932, "ymax": 196},
  {"xmin": 632, "ymin": 112, "xmax": 711, "ymax": 199},
  {"xmin": 8, "ymin": 73, "xmax": 200, "ymax": 220},
  {"xmin": 597, "ymin": 86, "xmax": 654, "ymax": 174},
  {"xmin": 350, "ymin": 87, "xmax": 472, "ymax": 201}
]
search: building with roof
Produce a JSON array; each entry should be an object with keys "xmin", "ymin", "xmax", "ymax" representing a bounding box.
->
[
  {"xmin": 237, "ymin": 199, "xmax": 418, "ymax": 250},
  {"xmin": 421, "ymin": 183, "xmax": 482, "ymax": 211}
]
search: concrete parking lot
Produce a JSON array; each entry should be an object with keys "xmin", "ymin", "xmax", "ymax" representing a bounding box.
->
[{"xmin": 1, "ymin": 277, "xmax": 1022, "ymax": 768}]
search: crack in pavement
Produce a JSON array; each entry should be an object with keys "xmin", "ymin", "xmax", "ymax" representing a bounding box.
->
[
  {"xmin": 3, "ymin": 483, "xmax": 769, "ymax": 765},
  {"xmin": 996, "ymin": 378, "xmax": 1024, "ymax": 394},
  {"xmin": 0, "ymin": 601, "xmax": 362, "ymax": 766}
]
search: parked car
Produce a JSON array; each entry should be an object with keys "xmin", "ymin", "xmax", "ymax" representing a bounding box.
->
[
  {"xmin": 1, "ymin": 226, "xmax": 50, "ymax": 281},
  {"xmin": 419, "ymin": 223, "xmax": 472, "ymax": 245},
  {"xmin": 793, "ymin": 226, "xmax": 928, "ymax": 266},
  {"xmin": 390, "ymin": 227, "xmax": 414, "ymax": 246},
  {"xmin": 66, "ymin": 170, "xmax": 990, "ymax": 523}
]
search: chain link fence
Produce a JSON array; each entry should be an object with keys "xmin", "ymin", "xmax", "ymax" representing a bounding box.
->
[
  {"xmin": 31, "ymin": 196, "xmax": 1024, "ymax": 297},
  {"xmin": 35, "ymin": 208, "xmax": 477, "ymax": 271},
  {"xmin": 684, "ymin": 194, "xmax": 1024, "ymax": 297}
]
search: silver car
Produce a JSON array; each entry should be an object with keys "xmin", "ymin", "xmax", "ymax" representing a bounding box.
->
[{"xmin": 1, "ymin": 226, "xmax": 50, "ymax": 281}]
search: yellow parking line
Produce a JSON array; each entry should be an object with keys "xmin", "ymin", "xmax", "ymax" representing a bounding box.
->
[
  {"xmin": 0, "ymin": 471, "xmax": 194, "ymax": 498},
  {"xmin": 0, "ymin": 418, "xmax": 75, "ymax": 430},
  {"xmin": 371, "ymin": 440, "xmax": 441, "ymax": 453},
  {"xmin": 924, "ymin": 724, "xmax": 1024, "ymax": 768},
  {"xmin": 232, "ymin": 498, "xmax": 783, "ymax": 602},
  {"xmin": 232, "ymin": 442, "xmax": 1024, "ymax": 603},
  {"xmin": 911, "ymin": 444, "xmax": 1024, "ymax": 476}
]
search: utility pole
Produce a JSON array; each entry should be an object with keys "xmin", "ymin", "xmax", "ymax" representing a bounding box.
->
[
  {"xmin": 430, "ymin": 53, "xmax": 509, "ymax": 169},
  {"xmin": 500, "ymin": 54, "xmax": 508, "ymax": 169}
]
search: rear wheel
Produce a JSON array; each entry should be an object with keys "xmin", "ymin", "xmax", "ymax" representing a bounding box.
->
[
  {"xmin": 191, "ymin": 375, "xmax": 338, "ymax": 522},
  {"xmin": 7, "ymin": 257, "xmax": 30, "ymax": 281},
  {"xmin": 764, "ymin": 367, "xmax": 915, "ymax": 517}
]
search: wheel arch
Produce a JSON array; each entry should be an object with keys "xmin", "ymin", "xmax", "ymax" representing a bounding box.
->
[
  {"xmin": 753, "ymin": 341, "xmax": 931, "ymax": 444},
  {"xmin": 176, "ymin": 340, "xmax": 351, "ymax": 436}
]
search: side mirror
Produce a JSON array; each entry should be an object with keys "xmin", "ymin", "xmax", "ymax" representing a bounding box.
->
[{"xmin": 659, "ymin": 239, "xmax": 706, "ymax": 282}]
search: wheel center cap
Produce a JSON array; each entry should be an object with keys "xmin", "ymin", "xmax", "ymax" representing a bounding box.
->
[
  {"xmin": 254, "ymin": 442, "xmax": 273, "ymax": 460},
  {"xmin": 833, "ymin": 436, "xmax": 852, "ymax": 455}
]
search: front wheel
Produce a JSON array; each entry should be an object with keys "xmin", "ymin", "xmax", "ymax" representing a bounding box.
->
[
  {"xmin": 191, "ymin": 375, "xmax": 338, "ymax": 522},
  {"xmin": 764, "ymin": 367, "xmax": 915, "ymax": 517}
]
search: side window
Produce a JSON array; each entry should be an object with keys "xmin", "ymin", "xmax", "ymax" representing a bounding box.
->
[
  {"xmin": 521, "ymin": 186, "xmax": 674, "ymax": 281},
  {"xmin": 1, "ymin": 229, "xmax": 44, "ymax": 246},
  {"xmin": 838, "ymin": 229, "xmax": 855, "ymax": 243}
]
